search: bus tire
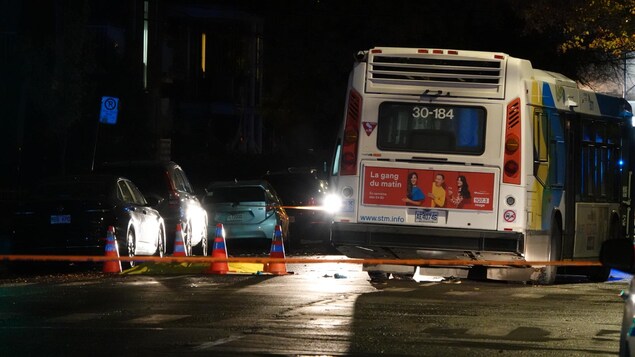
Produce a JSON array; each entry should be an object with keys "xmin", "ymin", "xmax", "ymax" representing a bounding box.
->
[
  {"xmin": 368, "ymin": 271, "xmax": 389, "ymax": 282},
  {"xmin": 587, "ymin": 266, "xmax": 611, "ymax": 282},
  {"xmin": 587, "ymin": 215, "xmax": 621, "ymax": 282},
  {"xmin": 538, "ymin": 222, "xmax": 561, "ymax": 285}
]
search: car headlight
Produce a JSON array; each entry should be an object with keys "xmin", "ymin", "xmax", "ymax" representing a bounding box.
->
[{"xmin": 323, "ymin": 194, "xmax": 342, "ymax": 214}]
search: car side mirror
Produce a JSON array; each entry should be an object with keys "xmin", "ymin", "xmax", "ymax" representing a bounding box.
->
[{"xmin": 600, "ymin": 239, "xmax": 635, "ymax": 273}]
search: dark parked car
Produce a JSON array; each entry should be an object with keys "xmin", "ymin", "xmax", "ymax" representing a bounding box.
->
[
  {"xmin": 263, "ymin": 168, "xmax": 330, "ymax": 242},
  {"xmin": 600, "ymin": 239, "xmax": 635, "ymax": 356},
  {"xmin": 96, "ymin": 161, "xmax": 208, "ymax": 256},
  {"xmin": 202, "ymin": 180, "xmax": 289, "ymax": 250},
  {"xmin": 10, "ymin": 174, "xmax": 166, "ymax": 266}
]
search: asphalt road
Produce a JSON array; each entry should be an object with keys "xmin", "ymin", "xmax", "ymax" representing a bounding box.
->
[{"xmin": 0, "ymin": 258, "xmax": 628, "ymax": 356}]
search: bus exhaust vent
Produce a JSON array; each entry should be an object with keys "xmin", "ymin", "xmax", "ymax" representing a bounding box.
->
[{"xmin": 366, "ymin": 52, "xmax": 506, "ymax": 99}]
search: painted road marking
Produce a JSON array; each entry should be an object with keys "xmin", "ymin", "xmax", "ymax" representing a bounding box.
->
[
  {"xmin": 193, "ymin": 335, "xmax": 245, "ymax": 350},
  {"xmin": 511, "ymin": 293, "xmax": 546, "ymax": 299},
  {"xmin": 127, "ymin": 314, "xmax": 189, "ymax": 324},
  {"xmin": 445, "ymin": 291, "xmax": 481, "ymax": 296}
]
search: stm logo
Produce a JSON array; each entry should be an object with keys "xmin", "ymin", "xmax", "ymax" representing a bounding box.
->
[{"xmin": 362, "ymin": 122, "xmax": 377, "ymax": 136}]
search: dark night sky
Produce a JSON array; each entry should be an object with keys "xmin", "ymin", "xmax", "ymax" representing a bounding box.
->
[
  {"xmin": 244, "ymin": 0, "xmax": 549, "ymax": 146},
  {"xmin": 0, "ymin": 0, "xmax": 581, "ymax": 192},
  {"xmin": 247, "ymin": 0, "xmax": 567, "ymax": 154}
]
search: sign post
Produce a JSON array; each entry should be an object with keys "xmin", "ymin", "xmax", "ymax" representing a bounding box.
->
[
  {"xmin": 99, "ymin": 96, "xmax": 119, "ymax": 124},
  {"xmin": 92, "ymin": 96, "xmax": 120, "ymax": 171}
]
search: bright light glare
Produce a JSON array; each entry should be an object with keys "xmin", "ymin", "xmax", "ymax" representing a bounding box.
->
[{"xmin": 323, "ymin": 194, "xmax": 342, "ymax": 214}]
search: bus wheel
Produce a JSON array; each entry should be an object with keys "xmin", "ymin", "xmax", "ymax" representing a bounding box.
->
[
  {"xmin": 587, "ymin": 266, "xmax": 611, "ymax": 282},
  {"xmin": 538, "ymin": 223, "xmax": 561, "ymax": 285},
  {"xmin": 367, "ymin": 271, "xmax": 389, "ymax": 282},
  {"xmin": 587, "ymin": 217, "xmax": 620, "ymax": 282}
]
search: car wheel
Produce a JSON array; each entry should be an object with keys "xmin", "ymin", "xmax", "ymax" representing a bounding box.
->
[
  {"xmin": 620, "ymin": 332, "xmax": 630, "ymax": 357},
  {"xmin": 156, "ymin": 225, "xmax": 165, "ymax": 258},
  {"xmin": 127, "ymin": 228, "xmax": 137, "ymax": 268},
  {"xmin": 185, "ymin": 221, "xmax": 193, "ymax": 256},
  {"xmin": 619, "ymin": 295, "xmax": 633, "ymax": 357},
  {"xmin": 200, "ymin": 230, "xmax": 208, "ymax": 256},
  {"xmin": 193, "ymin": 222, "xmax": 208, "ymax": 256}
]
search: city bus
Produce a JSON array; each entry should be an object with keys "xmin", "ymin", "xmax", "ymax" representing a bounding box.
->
[{"xmin": 327, "ymin": 47, "xmax": 634, "ymax": 284}]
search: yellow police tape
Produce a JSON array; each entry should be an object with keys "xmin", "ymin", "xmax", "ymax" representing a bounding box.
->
[
  {"xmin": 121, "ymin": 262, "xmax": 265, "ymax": 275},
  {"xmin": 0, "ymin": 254, "xmax": 602, "ymax": 267}
]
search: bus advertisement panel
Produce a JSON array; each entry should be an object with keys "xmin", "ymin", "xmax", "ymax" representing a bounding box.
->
[{"xmin": 362, "ymin": 166, "xmax": 494, "ymax": 211}]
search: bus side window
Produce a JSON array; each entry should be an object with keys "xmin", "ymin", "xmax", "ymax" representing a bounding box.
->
[
  {"xmin": 549, "ymin": 110, "xmax": 565, "ymax": 188},
  {"xmin": 533, "ymin": 109, "xmax": 565, "ymax": 188},
  {"xmin": 607, "ymin": 123, "xmax": 623, "ymax": 201},
  {"xmin": 578, "ymin": 118, "xmax": 623, "ymax": 202},
  {"xmin": 596, "ymin": 122, "xmax": 608, "ymax": 199},
  {"xmin": 580, "ymin": 119, "xmax": 592, "ymax": 198},
  {"xmin": 533, "ymin": 109, "xmax": 548, "ymax": 186}
]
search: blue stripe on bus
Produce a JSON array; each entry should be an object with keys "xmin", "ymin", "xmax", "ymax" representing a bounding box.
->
[{"xmin": 542, "ymin": 83, "xmax": 555, "ymax": 108}]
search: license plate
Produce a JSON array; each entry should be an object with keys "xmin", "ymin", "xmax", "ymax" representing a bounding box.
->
[
  {"xmin": 415, "ymin": 210, "xmax": 438, "ymax": 223},
  {"xmin": 226, "ymin": 213, "xmax": 243, "ymax": 222},
  {"xmin": 50, "ymin": 214, "xmax": 71, "ymax": 224}
]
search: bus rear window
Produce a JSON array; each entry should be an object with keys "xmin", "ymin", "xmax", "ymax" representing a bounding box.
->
[{"xmin": 377, "ymin": 102, "xmax": 486, "ymax": 155}]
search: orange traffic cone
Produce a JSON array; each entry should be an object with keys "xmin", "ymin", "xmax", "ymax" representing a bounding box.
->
[
  {"xmin": 173, "ymin": 223, "xmax": 187, "ymax": 257},
  {"xmin": 264, "ymin": 225, "xmax": 287, "ymax": 275},
  {"xmin": 206, "ymin": 223, "xmax": 229, "ymax": 274},
  {"xmin": 103, "ymin": 226, "xmax": 122, "ymax": 273}
]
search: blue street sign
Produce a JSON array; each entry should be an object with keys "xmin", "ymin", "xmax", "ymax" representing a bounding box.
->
[{"xmin": 99, "ymin": 96, "xmax": 119, "ymax": 124}]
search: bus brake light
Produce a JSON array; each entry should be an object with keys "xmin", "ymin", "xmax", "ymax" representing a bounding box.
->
[
  {"xmin": 341, "ymin": 89, "xmax": 362, "ymax": 176},
  {"xmin": 505, "ymin": 135, "xmax": 519, "ymax": 154},
  {"xmin": 503, "ymin": 98, "xmax": 521, "ymax": 184}
]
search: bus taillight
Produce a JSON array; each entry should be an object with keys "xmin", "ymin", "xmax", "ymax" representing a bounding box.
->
[
  {"xmin": 504, "ymin": 157, "xmax": 519, "ymax": 177},
  {"xmin": 341, "ymin": 89, "xmax": 362, "ymax": 176},
  {"xmin": 505, "ymin": 135, "xmax": 519, "ymax": 153},
  {"xmin": 503, "ymin": 98, "xmax": 521, "ymax": 184}
]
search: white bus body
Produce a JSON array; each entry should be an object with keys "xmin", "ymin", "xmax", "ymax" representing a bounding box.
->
[{"xmin": 329, "ymin": 47, "xmax": 633, "ymax": 284}]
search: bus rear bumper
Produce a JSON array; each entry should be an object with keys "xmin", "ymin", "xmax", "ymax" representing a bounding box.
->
[{"xmin": 330, "ymin": 222, "xmax": 525, "ymax": 260}]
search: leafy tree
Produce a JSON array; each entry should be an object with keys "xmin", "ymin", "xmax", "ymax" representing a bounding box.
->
[
  {"xmin": 520, "ymin": 0, "xmax": 634, "ymax": 91},
  {"xmin": 522, "ymin": 0, "xmax": 634, "ymax": 56}
]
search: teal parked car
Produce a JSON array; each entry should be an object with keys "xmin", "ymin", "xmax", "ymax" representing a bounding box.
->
[{"xmin": 202, "ymin": 180, "xmax": 290, "ymax": 250}]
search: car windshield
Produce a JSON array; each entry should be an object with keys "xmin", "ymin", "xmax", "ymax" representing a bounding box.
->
[
  {"xmin": 266, "ymin": 174, "xmax": 324, "ymax": 204},
  {"xmin": 100, "ymin": 166, "xmax": 168, "ymax": 195},
  {"xmin": 205, "ymin": 186, "xmax": 265, "ymax": 204},
  {"xmin": 34, "ymin": 181, "xmax": 110, "ymax": 200}
]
